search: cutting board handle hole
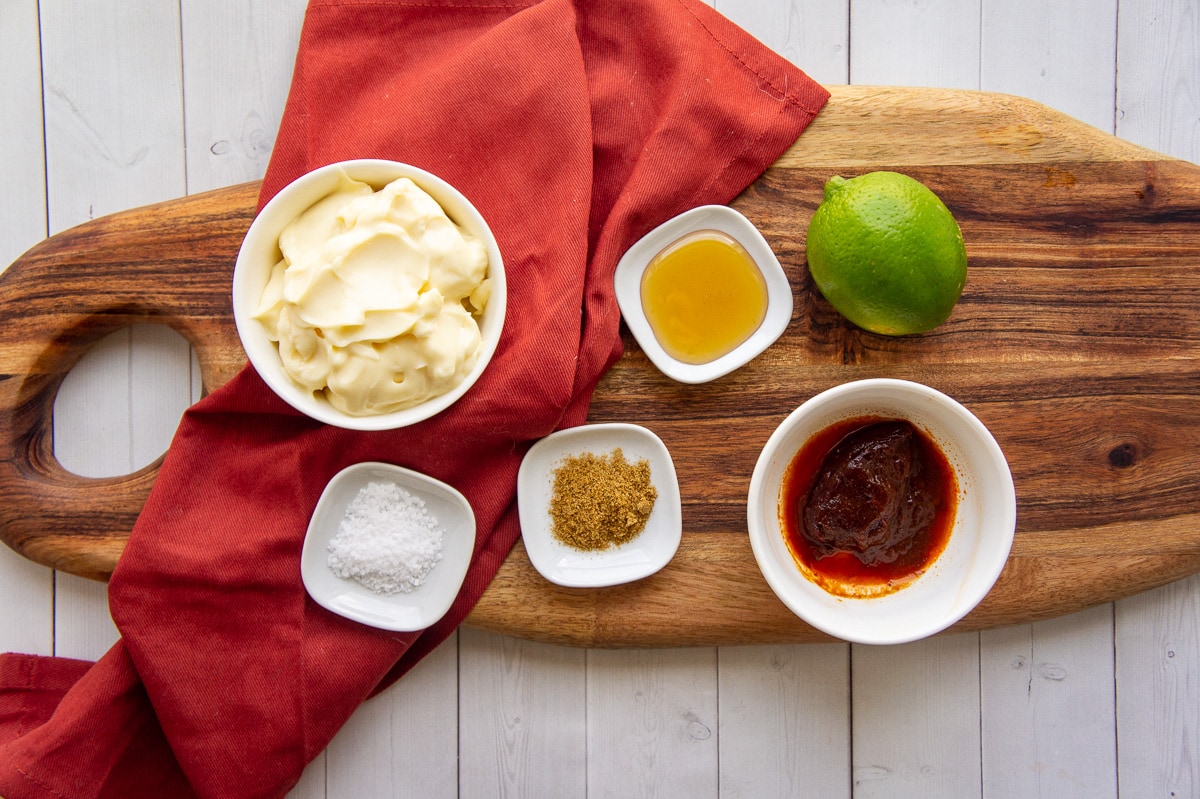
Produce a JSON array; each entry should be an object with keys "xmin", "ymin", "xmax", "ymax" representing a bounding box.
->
[{"xmin": 53, "ymin": 324, "xmax": 200, "ymax": 478}]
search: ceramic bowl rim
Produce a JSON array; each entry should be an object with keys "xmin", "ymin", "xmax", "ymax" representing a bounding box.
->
[
  {"xmin": 746, "ymin": 378, "xmax": 1017, "ymax": 645},
  {"xmin": 232, "ymin": 158, "xmax": 507, "ymax": 430}
]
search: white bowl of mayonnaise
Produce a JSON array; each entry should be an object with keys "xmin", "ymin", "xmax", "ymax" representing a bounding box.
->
[{"xmin": 233, "ymin": 159, "xmax": 506, "ymax": 430}]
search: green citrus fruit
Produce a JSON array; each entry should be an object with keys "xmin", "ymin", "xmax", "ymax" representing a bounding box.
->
[{"xmin": 805, "ymin": 171, "xmax": 967, "ymax": 336}]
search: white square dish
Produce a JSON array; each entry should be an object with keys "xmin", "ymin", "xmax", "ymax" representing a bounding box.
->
[
  {"xmin": 301, "ymin": 461, "xmax": 475, "ymax": 631},
  {"xmin": 517, "ymin": 423, "xmax": 682, "ymax": 588},
  {"xmin": 614, "ymin": 204, "xmax": 793, "ymax": 384}
]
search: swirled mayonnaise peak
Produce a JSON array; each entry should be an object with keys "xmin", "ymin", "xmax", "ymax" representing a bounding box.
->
[{"xmin": 253, "ymin": 172, "xmax": 492, "ymax": 416}]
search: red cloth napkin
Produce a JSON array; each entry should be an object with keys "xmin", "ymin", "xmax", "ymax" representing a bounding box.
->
[{"xmin": 0, "ymin": 0, "xmax": 827, "ymax": 796}]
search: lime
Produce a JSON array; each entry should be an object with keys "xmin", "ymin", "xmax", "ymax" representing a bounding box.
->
[{"xmin": 805, "ymin": 171, "xmax": 967, "ymax": 336}]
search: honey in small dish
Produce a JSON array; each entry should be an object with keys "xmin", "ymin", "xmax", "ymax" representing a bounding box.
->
[{"xmin": 639, "ymin": 229, "xmax": 768, "ymax": 365}]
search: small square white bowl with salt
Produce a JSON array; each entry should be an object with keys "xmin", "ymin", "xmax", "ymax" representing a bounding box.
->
[{"xmin": 301, "ymin": 461, "xmax": 474, "ymax": 631}]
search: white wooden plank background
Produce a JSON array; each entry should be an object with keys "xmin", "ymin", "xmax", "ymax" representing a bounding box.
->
[{"xmin": 1, "ymin": 1, "xmax": 1197, "ymax": 797}]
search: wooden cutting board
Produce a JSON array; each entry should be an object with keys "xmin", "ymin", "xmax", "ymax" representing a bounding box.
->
[{"xmin": 3, "ymin": 86, "xmax": 1199, "ymax": 647}]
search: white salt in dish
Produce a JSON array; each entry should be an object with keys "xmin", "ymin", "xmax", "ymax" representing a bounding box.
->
[
  {"xmin": 301, "ymin": 461, "xmax": 474, "ymax": 631},
  {"xmin": 326, "ymin": 480, "xmax": 445, "ymax": 595}
]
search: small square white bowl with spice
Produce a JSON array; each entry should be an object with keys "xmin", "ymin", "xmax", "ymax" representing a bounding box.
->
[
  {"xmin": 517, "ymin": 423, "xmax": 682, "ymax": 588},
  {"xmin": 301, "ymin": 461, "xmax": 475, "ymax": 631},
  {"xmin": 614, "ymin": 204, "xmax": 793, "ymax": 384}
]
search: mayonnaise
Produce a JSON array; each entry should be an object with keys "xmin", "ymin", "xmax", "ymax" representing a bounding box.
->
[{"xmin": 253, "ymin": 172, "xmax": 491, "ymax": 416}]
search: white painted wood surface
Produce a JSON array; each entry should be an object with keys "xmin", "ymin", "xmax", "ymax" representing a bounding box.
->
[{"xmin": 1, "ymin": 1, "xmax": 1196, "ymax": 797}]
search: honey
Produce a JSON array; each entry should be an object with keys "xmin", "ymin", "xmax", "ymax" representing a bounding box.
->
[{"xmin": 639, "ymin": 229, "xmax": 768, "ymax": 365}]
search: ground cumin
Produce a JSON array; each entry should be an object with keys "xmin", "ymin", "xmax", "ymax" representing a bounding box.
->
[{"xmin": 548, "ymin": 448, "xmax": 657, "ymax": 551}]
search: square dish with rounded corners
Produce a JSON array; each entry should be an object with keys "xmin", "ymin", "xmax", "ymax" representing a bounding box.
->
[
  {"xmin": 301, "ymin": 461, "xmax": 475, "ymax": 631},
  {"xmin": 517, "ymin": 423, "xmax": 682, "ymax": 588},
  {"xmin": 614, "ymin": 204, "xmax": 793, "ymax": 384}
]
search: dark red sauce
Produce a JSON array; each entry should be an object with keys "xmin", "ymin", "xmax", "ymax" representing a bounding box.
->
[{"xmin": 779, "ymin": 416, "xmax": 958, "ymax": 597}]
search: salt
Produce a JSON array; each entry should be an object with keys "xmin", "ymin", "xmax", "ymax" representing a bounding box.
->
[{"xmin": 327, "ymin": 480, "xmax": 445, "ymax": 595}]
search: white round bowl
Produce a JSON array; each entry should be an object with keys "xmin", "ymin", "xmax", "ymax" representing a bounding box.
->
[
  {"xmin": 232, "ymin": 159, "xmax": 506, "ymax": 430},
  {"xmin": 747, "ymin": 378, "xmax": 1016, "ymax": 645}
]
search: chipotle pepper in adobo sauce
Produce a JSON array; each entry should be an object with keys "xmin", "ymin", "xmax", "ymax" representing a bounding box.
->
[{"xmin": 780, "ymin": 416, "xmax": 958, "ymax": 597}]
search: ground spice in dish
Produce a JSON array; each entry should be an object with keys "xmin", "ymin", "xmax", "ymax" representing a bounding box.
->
[
  {"xmin": 327, "ymin": 480, "xmax": 444, "ymax": 595},
  {"xmin": 548, "ymin": 448, "xmax": 657, "ymax": 551}
]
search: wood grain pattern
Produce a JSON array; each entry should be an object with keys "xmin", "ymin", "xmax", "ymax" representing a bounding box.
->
[{"xmin": 2, "ymin": 86, "xmax": 1198, "ymax": 646}]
